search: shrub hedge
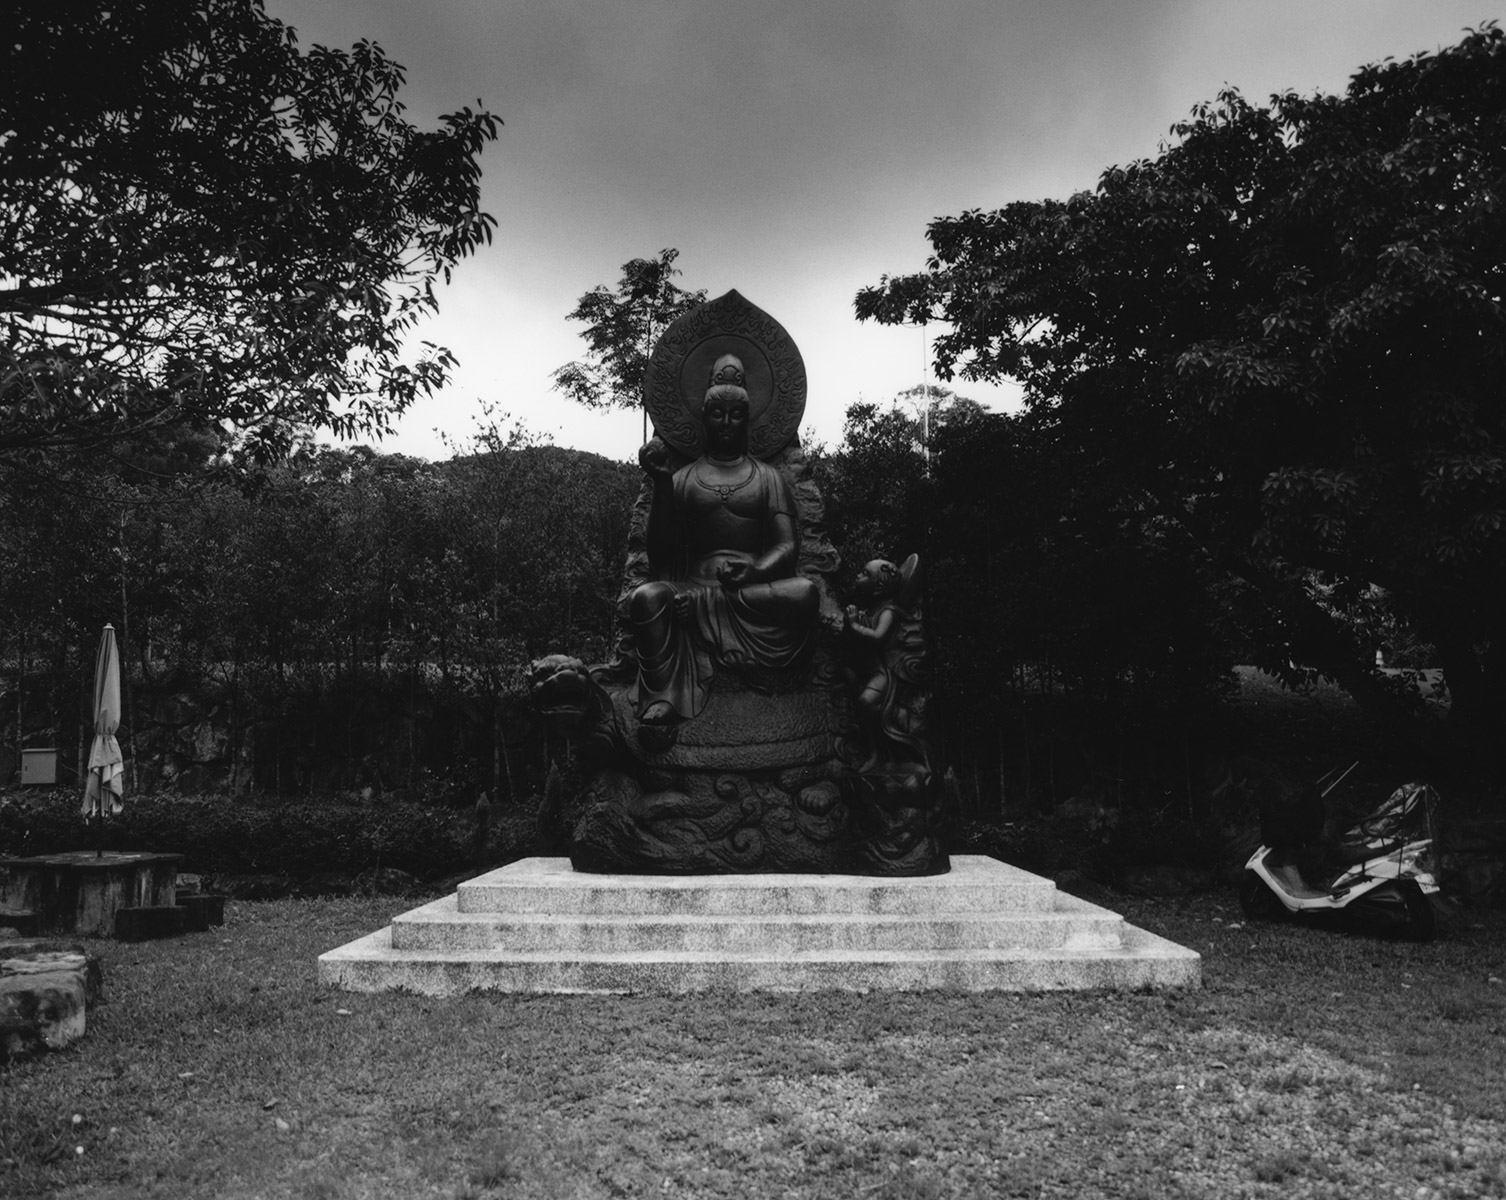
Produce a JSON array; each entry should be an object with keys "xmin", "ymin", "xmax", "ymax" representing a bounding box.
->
[{"xmin": 0, "ymin": 788, "xmax": 529, "ymax": 881}]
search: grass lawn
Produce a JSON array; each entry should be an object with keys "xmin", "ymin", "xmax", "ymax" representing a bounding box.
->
[{"xmin": 2, "ymin": 888, "xmax": 1503, "ymax": 1200}]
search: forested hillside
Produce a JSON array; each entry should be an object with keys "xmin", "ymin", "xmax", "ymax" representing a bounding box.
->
[{"xmin": 0, "ymin": 434, "xmax": 639, "ymax": 800}]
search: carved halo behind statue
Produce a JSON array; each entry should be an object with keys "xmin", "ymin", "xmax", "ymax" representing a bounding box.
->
[{"xmin": 642, "ymin": 289, "xmax": 809, "ymax": 462}]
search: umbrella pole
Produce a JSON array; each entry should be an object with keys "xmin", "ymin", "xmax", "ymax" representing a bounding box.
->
[{"xmin": 96, "ymin": 766, "xmax": 105, "ymax": 858}]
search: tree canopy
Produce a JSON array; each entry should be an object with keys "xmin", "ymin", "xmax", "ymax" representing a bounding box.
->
[
  {"xmin": 552, "ymin": 249, "xmax": 707, "ymax": 412},
  {"xmin": 0, "ymin": 429, "xmax": 639, "ymax": 793},
  {"xmin": 857, "ymin": 26, "xmax": 1506, "ymax": 761},
  {"xmin": 0, "ymin": 0, "xmax": 499, "ymax": 465}
]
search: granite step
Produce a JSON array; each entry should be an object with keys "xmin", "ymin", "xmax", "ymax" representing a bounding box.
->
[
  {"xmin": 455, "ymin": 856, "xmax": 1060, "ymax": 917},
  {"xmin": 391, "ymin": 895, "xmax": 1127, "ymax": 955},
  {"xmin": 320, "ymin": 925, "xmax": 1197, "ymax": 994},
  {"xmin": 319, "ymin": 856, "xmax": 1201, "ymax": 994}
]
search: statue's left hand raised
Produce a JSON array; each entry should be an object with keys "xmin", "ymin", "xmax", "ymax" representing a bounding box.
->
[{"xmin": 638, "ymin": 436, "xmax": 673, "ymax": 479}]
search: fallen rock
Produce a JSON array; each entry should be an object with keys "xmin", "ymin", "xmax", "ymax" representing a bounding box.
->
[
  {"xmin": 206, "ymin": 874, "xmax": 297, "ymax": 901},
  {"xmin": 353, "ymin": 867, "xmax": 420, "ymax": 896},
  {"xmin": 0, "ymin": 910, "xmax": 42, "ymax": 937},
  {"xmin": 298, "ymin": 871, "xmax": 358, "ymax": 898}
]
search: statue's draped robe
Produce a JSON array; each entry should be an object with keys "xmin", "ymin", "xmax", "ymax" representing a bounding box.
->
[{"xmin": 629, "ymin": 457, "xmax": 817, "ymax": 721}]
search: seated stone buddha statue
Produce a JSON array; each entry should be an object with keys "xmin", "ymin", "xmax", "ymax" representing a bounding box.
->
[
  {"xmin": 629, "ymin": 354, "xmax": 819, "ymax": 725},
  {"xmin": 529, "ymin": 289, "xmax": 945, "ymax": 876}
]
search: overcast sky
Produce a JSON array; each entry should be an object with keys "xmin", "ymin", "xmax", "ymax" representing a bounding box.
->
[{"xmin": 266, "ymin": 0, "xmax": 1503, "ymax": 462}]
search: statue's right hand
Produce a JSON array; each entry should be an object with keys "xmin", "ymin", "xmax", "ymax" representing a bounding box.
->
[{"xmin": 638, "ymin": 437, "xmax": 672, "ymax": 478}]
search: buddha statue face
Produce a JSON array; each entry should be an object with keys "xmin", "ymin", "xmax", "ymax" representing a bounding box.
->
[{"xmin": 703, "ymin": 384, "xmax": 750, "ymax": 457}]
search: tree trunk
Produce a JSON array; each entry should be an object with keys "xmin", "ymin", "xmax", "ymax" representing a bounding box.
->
[
  {"xmin": 228, "ymin": 657, "xmax": 239, "ymax": 796},
  {"xmin": 76, "ymin": 637, "xmax": 87, "ymax": 788},
  {"xmin": 997, "ymin": 722, "xmax": 1007, "ymax": 819},
  {"xmin": 1437, "ymin": 620, "xmax": 1506, "ymax": 788},
  {"xmin": 1020, "ymin": 709, "xmax": 1032, "ymax": 810},
  {"xmin": 492, "ymin": 695, "xmax": 503, "ymax": 803},
  {"xmin": 501, "ymin": 738, "xmax": 516, "ymax": 805},
  {"xmin": 1436, "ymin": 627, "xmax": 1486, "ymax": 725},
  {"xmin": 1231, "ymin": 554, "xmax": 1440, "ymax": 756},
  {"xmin": 52, "ymin": 623, "xmax": 71, "ymax": 779},
  {"xmin": 118, "ymin": 514, "xmax": 137, "ymax": 794},
  {"xmin": 15, "ymin": 624, "xmax": 24, "ymax": 783}
]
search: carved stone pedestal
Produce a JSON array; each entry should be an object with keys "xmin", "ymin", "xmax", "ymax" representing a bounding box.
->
[{"xmin": 566, "ymin": 673, "xmax": 944, "ymax": 876}]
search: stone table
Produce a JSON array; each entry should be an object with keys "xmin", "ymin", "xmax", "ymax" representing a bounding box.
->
[{"xmin": 0, "ymin": 851, "xmax": 182, "ymax": 937}]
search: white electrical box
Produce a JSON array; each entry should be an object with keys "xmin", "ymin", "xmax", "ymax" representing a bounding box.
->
[{"xmin": 20, "ymin": 749, "xmax": 58, "ymax": 785}]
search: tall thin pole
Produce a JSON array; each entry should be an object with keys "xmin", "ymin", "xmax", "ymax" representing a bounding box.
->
[
  {"xmin": 920, "ymin": 324, "xmax": 931, "ymax": 471},
  {"xmin": 118, "ymin": 512, "xmax": 135, "ymax": 795},
  {"xmin": 642, "ymin": 305, "xmax": 654, "ymax": 445}
]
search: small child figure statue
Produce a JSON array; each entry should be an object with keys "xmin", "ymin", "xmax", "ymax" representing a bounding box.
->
[{"xmin": 842, "ymin": 553, "xmax": 929, "ymax": 772}]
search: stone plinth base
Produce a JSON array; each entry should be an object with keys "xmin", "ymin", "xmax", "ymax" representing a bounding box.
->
[
  {"xmin": 318, "ymin": 855, "xmax": 1200, "ymax": 994},
  {"xmin": 0, "ymin": 852, "xmax": 182, "ymax": 937}
]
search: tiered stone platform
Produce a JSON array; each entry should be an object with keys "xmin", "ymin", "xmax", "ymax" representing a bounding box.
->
[{"xmin": 318, "ymin": 855, "xmax": 1199, "ymax": 994}]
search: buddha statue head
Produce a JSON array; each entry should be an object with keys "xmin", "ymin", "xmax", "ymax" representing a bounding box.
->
[
  {"xmin": 707, "ymin": 354, "xmax": 746, "ymax": 390},
  {"xmin": 703, "ymin": 354, "xmax": 751, "ymax": 458}
]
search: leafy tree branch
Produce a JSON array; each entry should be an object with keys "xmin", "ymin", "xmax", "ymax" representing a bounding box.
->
[{"xmin": 1, "ymin": 0, "xmax": 500, "ymax": 466}]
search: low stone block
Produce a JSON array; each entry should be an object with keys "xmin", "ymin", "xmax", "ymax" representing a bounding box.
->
[
  {"xmin": 0, "ymin": 972, "xmax": 86, "ymax": 1058},
  {"xmin": 175, "ymin": 894, "xmax": 225, "ymax": 931},
  {"xmin": 0, "ymin": 941, "xmax": 100, "ymax": 1059},
  {"xmin": 0, "ymin": 940, "xmax": 103, "ymax": 1004},
  {"xmin": 115, "ymin": 905, "xmax": 187, "ymax": 941}
]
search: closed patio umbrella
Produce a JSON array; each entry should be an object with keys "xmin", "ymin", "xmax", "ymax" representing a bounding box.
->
[{"xmin": 82, "ymin": 623, "xmax": 125, "ymax": 831}]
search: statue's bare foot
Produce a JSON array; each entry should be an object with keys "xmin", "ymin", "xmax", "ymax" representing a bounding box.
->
[{"xmin": 639, "ymin": 700, "xmax": 679, "ymax": 726}]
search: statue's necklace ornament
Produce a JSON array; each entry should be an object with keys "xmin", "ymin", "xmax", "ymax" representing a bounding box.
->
[{"xmin": 695, "ymin": 459, "xmax": 756, "ymax": 506}]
